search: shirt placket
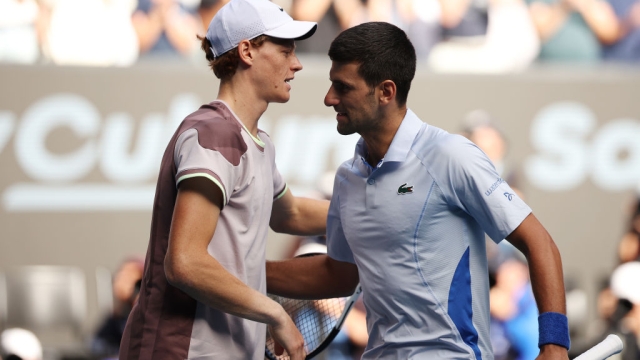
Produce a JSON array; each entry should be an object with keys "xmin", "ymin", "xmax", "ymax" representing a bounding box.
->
[{"xmin": 362, "ymin": 156, "xmax": 383, "ymax": 209}]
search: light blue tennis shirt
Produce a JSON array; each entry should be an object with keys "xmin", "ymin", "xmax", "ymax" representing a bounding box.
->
[{"xmin": 327, "ymin": 109, "xmax": 532, "ymax": 359}]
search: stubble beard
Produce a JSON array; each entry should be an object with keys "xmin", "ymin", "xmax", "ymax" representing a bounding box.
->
[
  {"xmin": 336, "ymin": 91, "xmax": 379, "ymax": 135},
  {"xmin": 337, "ymin": 104, "xmax": 380, "ymax": 137},
  {"xmin": 337, "ymin": 121, "xmax": 357, "ymax": 135}
]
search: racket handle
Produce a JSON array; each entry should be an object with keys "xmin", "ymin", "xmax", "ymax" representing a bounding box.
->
[{"xmin": 574, "ymin": 334, "xmax": 623, "ymax": 360}]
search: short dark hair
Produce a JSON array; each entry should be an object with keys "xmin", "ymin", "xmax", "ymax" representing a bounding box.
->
[
  {"xmin": 328, "ymin": 22, "xmax": 416, "ymax": 106},
  {"xmin": 198, "ymin": 34, "xmax": 268, "ymax": 80}
]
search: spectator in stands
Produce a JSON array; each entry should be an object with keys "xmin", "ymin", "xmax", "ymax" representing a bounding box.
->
[
  {"xmin": 619, "ymin": 230, "xmax": 640, "ymax": 263},
  {"xmin": 386, "ymin": 0, "xmax": 441, "ymax": 57},
  {"xmin": 427, "ymin": 0, "xmax": 540, "ymax": 73},
  {"xmin": 579, "ymin": 197, "xmax": 640, "ymax": 358},
  {"xmin": 132, "ymin": 0, "xmax": 200, "ymax": 58},
  {"xmin": 428, "ymin": 0, "xmax": 489, "ymax": 57},
  {"xmin": 609, "ymin": 261, "xmax": 640, "ymax": 359},
  {"xmin": 46, "ymin": 0, "xmax": 139, "ymax": 66},
  {"xmin": 490, "ymin": 256, "xmax": 540, "ymax": 360},
  {"xmin": 91, "ymin": 257, "xmax": 144, "ymax": 358},
  {"xmin": 526, "ymin": 0, "xmax": 622, "ymax": 63},
  {"xmin": 289, "ymin": 0, "xmax": 365, "ymax": 54},
  {"xmin": 619, "ymin": 197, "xmax": 640, "ymax": 262},
  {"xmin": 363, "ymin": 0, "xmax": 491, "ymax": 60},
  {"xmin": 0, "ymin": 0, "xmax": 40, "ymax": 64},
  {"xmin": 439, "ymin": 0, "xmax": 489, "ymax": 38},
  {"xmin": 197, "ymin": 0, "xmax": 228, "ymax": 36},
  {"xmin": 0, "ymin": 328, "xmax": 43, "ymax": 360},
  {"xmin": 601, "ymin": 0, "xmax": 640, "ymax": 62}
]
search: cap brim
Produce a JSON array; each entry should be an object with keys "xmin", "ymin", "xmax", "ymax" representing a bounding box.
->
[{"xmin": 264, "ymin": 21, "xmax": 317, "ymax": 41}]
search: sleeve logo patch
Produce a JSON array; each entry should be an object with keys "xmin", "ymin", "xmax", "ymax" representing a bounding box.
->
[
  {"xmin": 503, "ymin": 192, "xmax": 514, "ymax": 201},
  {"xmin": 484, "ymin": 177, "xmax": 505, "ymax": 196},
  {"xmin": 397, "ymin": 183, "xmax": 414, "ymax": 195}
]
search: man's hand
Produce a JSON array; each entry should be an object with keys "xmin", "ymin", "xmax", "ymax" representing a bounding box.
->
[
  {"xmin": 268, "ymin": 307, "xmax": 305, "ymax": 360},
  {"xmin": 537, "ymin": 344, "xmax": 569, "ymax": 360}
]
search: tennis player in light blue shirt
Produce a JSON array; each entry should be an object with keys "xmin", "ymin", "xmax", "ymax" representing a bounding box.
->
[
  {"xmin": 326, "ymin": 107, "xmax": 534, "ymax": 359},
  {"xmin": 267, "ymin": 22, "xmax": 570, "ymax": 360}
]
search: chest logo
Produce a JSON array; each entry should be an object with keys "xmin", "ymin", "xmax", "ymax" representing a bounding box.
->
[{"xmin": 397, "ymin": 183, "xmax": 414, "ymax": 195}]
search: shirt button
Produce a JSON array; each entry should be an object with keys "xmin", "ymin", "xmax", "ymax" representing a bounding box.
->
[{"xmin": 367, "ymin": 178, "xmax": 375, "ymax": 185}]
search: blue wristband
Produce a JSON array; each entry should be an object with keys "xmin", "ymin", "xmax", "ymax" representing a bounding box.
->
[{"xmin": 538, "ymin": 312, "xmax": 570, "ymax": 350}]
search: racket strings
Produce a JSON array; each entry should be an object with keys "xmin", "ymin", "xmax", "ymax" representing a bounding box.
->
[{"xmin": 265, "ymin": 295, "xmax": 347, "ymax": 359}]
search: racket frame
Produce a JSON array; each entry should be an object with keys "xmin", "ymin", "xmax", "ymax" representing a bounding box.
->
[{"xmin": 265, "ymin": 283, "xmax": 362, "ymax": 360}]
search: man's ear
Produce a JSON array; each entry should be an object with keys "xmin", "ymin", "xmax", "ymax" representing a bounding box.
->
[
  {"xmin": 237, "ymin": 39, "xmax": 254, "ymax": 66},
  {"xmin": 378, "ymin": 80, "xmax": 397, "ymax": 105}
]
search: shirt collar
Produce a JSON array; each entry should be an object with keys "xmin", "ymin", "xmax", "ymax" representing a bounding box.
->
[
  {"xmin": 354, "ymin": 109, "xmax": 423, "ymax": 164},
  {"xmin": 211, "ymin": 100, "xmax": 265, "ymax": 147}
]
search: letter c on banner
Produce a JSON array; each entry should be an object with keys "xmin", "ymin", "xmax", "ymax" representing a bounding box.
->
[{"xmin": 15, "ymin": 93, "xmax": 100, "ymax": 182}]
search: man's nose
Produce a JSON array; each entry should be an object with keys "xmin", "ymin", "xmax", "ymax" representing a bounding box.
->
[
  {"xmin": 291, "ymin": 54, "xmax": 302, "ymax": 72},
  {"xmin": 324, "ymin": 87, "xmax": 338, "ymax": 107}
]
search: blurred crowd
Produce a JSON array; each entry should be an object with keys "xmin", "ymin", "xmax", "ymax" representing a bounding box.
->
[
  {"xmin": 1, "ymin": 0, "xmax": 640, "ymax": 70},
  {"xmin": 577, "ymin": 196, "xmax": 640, "ymax": 360}
]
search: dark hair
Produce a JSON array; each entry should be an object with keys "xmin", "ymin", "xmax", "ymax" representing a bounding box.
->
[
  {"xmin": 199, "ymin": 0, "xmax": 223, "ymax": 9},
  {"xmin": 328, "ymin": 22, "xmax": 416, "ymax": 106},
  {"xmin": 198, "ymin": 34, "xmax": 268, "ymax": 79}
]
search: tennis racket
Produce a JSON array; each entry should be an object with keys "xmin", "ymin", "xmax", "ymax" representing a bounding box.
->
[
  {"xmin": 574, "ymin": 334, "xmax": 623, "ymax": 360},
  {"xmin": 265, "ymin": 283, "xmax": 362, "ymax": 360}
]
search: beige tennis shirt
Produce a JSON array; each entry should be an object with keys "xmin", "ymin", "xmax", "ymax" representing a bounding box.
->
[{"xmin": 120, "ymin": 100, "xmax": 287, "ymax": 359}]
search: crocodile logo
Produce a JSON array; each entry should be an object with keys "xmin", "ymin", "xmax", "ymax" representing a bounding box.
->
[{"xmin": 397, "ymin": 183, "xmax": 414, "ymax": 195}]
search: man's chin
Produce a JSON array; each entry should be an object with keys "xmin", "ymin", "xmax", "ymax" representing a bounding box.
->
[
  {"xmin": 269, "ymin": 96, "xmax": 291, "ymax": 104},
  {"xmin": 337, "ymin": 125, "xmax": 356, "ymax": 136}
]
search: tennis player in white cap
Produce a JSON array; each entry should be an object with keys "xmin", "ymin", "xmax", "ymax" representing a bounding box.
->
[{"xmin": 119, "ymin": 1, "xmax": 324, "ymax": 359}]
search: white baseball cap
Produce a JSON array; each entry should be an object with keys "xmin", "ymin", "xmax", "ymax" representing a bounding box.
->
[
  {"xmin": 206, "ymin": 0, "xmax": 317, "ymax": 58},
  {"xmin": 611, "ymin": 261, "xmax": 640, "ymax": 304},
  {"xmin": 1, "ymin": 328, "xmax": 43, "ymax": 360}
]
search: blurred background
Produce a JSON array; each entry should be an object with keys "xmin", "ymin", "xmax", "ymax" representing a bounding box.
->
[{"xmin": 1, "ymin": 0, "xmax": 640, "ymax": 359}]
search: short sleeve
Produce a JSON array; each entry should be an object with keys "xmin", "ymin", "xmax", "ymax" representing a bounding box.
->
[
  {"xmin": 326, "ymin": 173, "xmax": 355, "ymax": 264},
  {"xmin": 272, "ymin": 170, "xmax": 287, "ymax": 200},
  {"xmin": 435, "ymin": 136, "xmax": 532, "ymax": 243},
  {"xmin": 174, "ymin": 128, "xmax": 239, "ymax": 206}
]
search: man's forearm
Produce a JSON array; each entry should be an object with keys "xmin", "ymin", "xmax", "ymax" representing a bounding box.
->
[
  {"xmin": 507, "ymin": 214, "xmax": 570, "ymax": 356},
  {"xmin": 271, "ymin": 194, "xmax": 329, "ymax": 236},
  {"xmin": 267, "ymin": 255, "xmax": 358, "ymax": 299},
  {"xmin": 507, "ymin": 214, "xmax": 567, "ymax": 314},
  {"xmin": 289, "ymin": 197, "xmax": 330, "ymax": 235},
  {"xmin": 165, "ymin": 252, "xmax": 285, "ymax": 326},
  {"xmin": 526, "ymin": 236, "xmax": 567, "ymax": 315}
]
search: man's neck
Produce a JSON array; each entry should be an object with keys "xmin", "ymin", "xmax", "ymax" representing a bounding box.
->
[
  {"xmin": 217, "ymin": 81, "xmax": 268, "ymax": 137},
  {"xmin": 362, "ymin": 107, "xmax": 407, "ymax": 166}
]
